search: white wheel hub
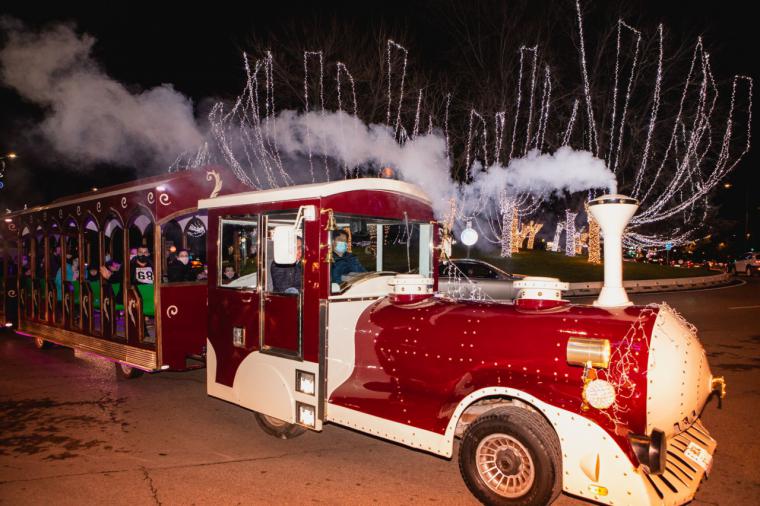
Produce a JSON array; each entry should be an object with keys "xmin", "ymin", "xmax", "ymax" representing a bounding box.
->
[{"xmin": 475, "ymin": 433, "xmax": 535, "ymax": 498}]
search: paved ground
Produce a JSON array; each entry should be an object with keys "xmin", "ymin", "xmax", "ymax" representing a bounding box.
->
[{"xmin": 1, "ymin": 278, "xmax": 758, "ymax": 505}]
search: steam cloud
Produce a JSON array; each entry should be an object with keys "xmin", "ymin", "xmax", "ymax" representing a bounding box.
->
[
  {"xmin": 0, "ymin": 18, "xmax": 203, "ymax": 168},
  {"xmin": 267, "ymin": 111, "xmax": 617, "ymax": 216},
  {"xmin": 0, "ymin": 19, "xmax": 617, "ymax": 219}
]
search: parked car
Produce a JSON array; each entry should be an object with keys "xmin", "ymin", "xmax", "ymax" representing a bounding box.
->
[
  {"xmin": 734, "ymin": 252, "xmax": 760, "ymax": 276},
  {"xmin": 439, "ymin": 259, "xmax": 523, "ymax": 300}
]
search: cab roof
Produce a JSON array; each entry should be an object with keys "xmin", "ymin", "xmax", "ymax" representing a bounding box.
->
[{"xmin": 198, "ymin": 178, "xmax": 431, "ymax": 209}]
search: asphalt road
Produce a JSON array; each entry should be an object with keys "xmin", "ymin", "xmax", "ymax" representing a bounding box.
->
[{"xmin": 1, "ymin": 278, "xmax": 758, "ymax": 505}]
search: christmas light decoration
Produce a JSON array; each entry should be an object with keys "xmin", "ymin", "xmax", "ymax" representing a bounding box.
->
[
  {"xmin": 499, "ymin": 191, "xmax": 516, "ymax": 257},
  {"xmin": 524, "ymin": 221, "xmax": 544, "ymax": 250},
  {"xmin": 181, "ymin": 27, "xmax": 750, "ymax": 257},
  {"xmin": 576, "ymin": 228, "xmax": 587, "ymax": 255},
  {"xmin": 511, "ymin": 213, "xmax": 521, "ymax": 254},
  {"xmin": 551, "ymin": 222, "xmax": 564, "ymax": 252},
  {"xmin": 386, "ymin": 40, "xmax": 408, "ymax": 138},
  {"xmin": 565, "ymin": 210, "xmax": 577, "ymax": 257},
  {"xmin": 587, "ymin": 204, "xmax": 601, "ymax": 264}
]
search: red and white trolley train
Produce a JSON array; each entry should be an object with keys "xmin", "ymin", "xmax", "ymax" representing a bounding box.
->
[{"xmin": 0, "ymin": 167, "xmax": 726, "ymax": 505}]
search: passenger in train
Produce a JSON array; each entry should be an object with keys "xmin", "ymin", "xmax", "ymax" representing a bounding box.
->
[
  {"xmin": 330, "ymin": 230, "xmax": 366, "ymax": 284},
  {"xmin": 55, "ymin": 258, "xmax": 79, "ymax": 301},
  {"xmin": 129, "ymin": 248, "xmax": 138, "ymax": 262},
  {"xmin": 221, "ymin": 263, "xmax": 237, "ymax": 283},
  {"xmin": 100, "ymin": 259, "xmax": 123, "ymax": 285},
  {"xmin": 50, "ymin": 245, "xmax": 61, "ymax": 279},
  {"xmin": 130, "ymin": 246, "xmax": 154, "ymax": 284},
  {"xmin": 86, "ymin": 265, "xmax": 100, "ymax": 281},
  {"xmin": 21, "ymin": 255, "xmax": 31, "ymax": 277},
  {"xmin": 270, "ymin": 237, "xmax": 303, "ymax": 293},
  {"xmin": 167, "ymin": 249, "xmax": 195, "ymax": 282}
]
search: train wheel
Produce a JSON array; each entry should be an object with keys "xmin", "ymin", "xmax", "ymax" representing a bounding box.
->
[
  {"xmin": 254, "ymin": 412, "xmax": 305, "ymax": 440},
  {"xmin": 115, "ymin": 362, "xmax": 144, "ymax": 379},
  {"xmin": 459, "ymin": 406, "xmax": 561, "ymax": 505},
  {"xmin": 33, "ymin": 336, "xmax": 52, "ymax": 349}
]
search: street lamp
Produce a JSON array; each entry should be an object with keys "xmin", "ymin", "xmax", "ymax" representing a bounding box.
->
[{"xmin": 1, "ymin": 152, "xmax": 18, "ymax": 178}]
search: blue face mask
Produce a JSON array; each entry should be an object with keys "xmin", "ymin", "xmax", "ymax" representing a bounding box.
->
[{"xmin": 335, "ymin": 241, "xmax": 347, "ymax": 254}]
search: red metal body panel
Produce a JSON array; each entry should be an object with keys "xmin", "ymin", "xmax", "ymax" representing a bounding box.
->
[
  {"xmin": 262, "ymin": 294, "xmax": 300, "ymax": 353},
  {"xmin": 160, "ymin": 284, "xmax": 208, "ymax": 368},
  {"xmin": 328, "ymin": 296, "xmax": 657, "ymax": 464}
]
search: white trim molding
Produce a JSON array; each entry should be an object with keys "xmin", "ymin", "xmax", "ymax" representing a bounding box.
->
[{"xmin": 199, "ymin": 178, "xmax": 431, "ymax": 209}]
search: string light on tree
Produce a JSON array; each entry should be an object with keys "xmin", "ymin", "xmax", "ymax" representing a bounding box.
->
[
  {"xmin": 511, "ymin": 213, "xmax": 521, "ymax": 254},
  {"xmin": 587, "ymin": 203, "xmax": 601, "ymax": 264},
  {"xmin": 524, "ymin": 221, "xmax": 544, "ymax": 250},
  {"xmin": 551, "ymin": 222, "xmax": 565, "ymax": 252},
  {"xmin": 565, "ymin": 210, "xmax": 577, "ymax": 257},
  {"xmin": 499, "ymin": 191, "xmax": 516, "ymax": 257}
]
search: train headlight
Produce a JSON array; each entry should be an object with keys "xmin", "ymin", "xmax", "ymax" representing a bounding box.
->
[
  {"xmin": 583, "ymin": 379, "xmax": 616, "ymax": 410},
  {"xmin": 296, "ymin": 402, "xmax": 316, "ymax": 428},
  {"xmin": 567, "ymin": 338, "xmax": 611, "ymax": 368},
  {"xmin": 296, "ymin": 369, "xmax": 316, "ymax": 396}
]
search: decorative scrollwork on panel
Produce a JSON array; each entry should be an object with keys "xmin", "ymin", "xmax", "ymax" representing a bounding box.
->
[
  {"xmin": 128, "ymin": 299, "xmax": 136, "ymax": 325},
  {"xmin": 121, "ymin": 197, "xmax": 128, "ymax": 208},
  {"xmin": 166, "ymin": 305, "xmax": 178, "ymax": 319},
  {"xmin": 206, "ymin": 170, "xmax": 223, "ymax": 199},
  {"xmin": 147, "ymin": 192, "xmax": 155, "ymax": 204},
  {"xmin": 158, "ymin": 193, "xmax": 171, "ymax": 206},
  {"xmin": 7, "ymin": 290, "xmax": 16, "ymax": 298}
]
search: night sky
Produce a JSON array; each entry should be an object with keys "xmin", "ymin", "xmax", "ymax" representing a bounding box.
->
[{"xmin": 0, "ymin": 1, "xmax": 757, "ymax": 249}]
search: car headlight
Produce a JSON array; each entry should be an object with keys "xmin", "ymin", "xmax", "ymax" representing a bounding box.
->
[
  {"xmin": 583, "ymin": 379, "xmax": 616, "ymax": 409},
  {"xmin": 567, "ymin": 338, "xmax": 611, "ymax": 368}
]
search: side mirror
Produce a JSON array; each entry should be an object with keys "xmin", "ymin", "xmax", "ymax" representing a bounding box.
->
[{"xmin": 273, "ymin": 226, "xmax": 297, "ymax": 264}]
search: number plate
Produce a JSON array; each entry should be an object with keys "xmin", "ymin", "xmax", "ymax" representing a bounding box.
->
[{"xmin": 684, "ymin": 441, "xmax": 712, "ymax": 473}]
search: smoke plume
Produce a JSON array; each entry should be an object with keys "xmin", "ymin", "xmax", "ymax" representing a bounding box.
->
[{"xmin": 0, "ymin": 18, "xmax": 203, "ymax": 168}]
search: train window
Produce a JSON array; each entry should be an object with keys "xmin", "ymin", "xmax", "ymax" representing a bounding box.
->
[
  {"xmin": 127, "ymin": 212, "xmax": 155, "ymax": 286},
  {"xmin": 219, "ymin": 217, "xmax": 258, "ymax": 289},
  {"xmin": 161, "ymin": 213, "xmax": 207, "ymax": 284},
  {"xmin": 330, "ymin": 215, "xmax": 433, "ymax": 293}
]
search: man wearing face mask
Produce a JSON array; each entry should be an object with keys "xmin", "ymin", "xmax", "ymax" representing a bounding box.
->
[
  {"xmin": 130, "ymin": 246, "xmax": 154, "ymax": 285},
  {"xmin": 271, "ymin": 237, "xmax": 303, "ymax": 293},
  {"xmin": 330, "ymin": 230, "xmax": 366, "ymax": 284},
  {"xmin": 167, "ymin": 249, "xmax": 194, "ymax": 282}
]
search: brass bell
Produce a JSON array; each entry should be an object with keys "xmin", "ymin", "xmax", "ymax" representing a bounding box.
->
[{"xmin": 321, "ymin": 208, "xmax": 338, "ymax": 231}]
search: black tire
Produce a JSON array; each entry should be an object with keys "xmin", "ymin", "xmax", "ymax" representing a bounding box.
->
[
  {"xmin": 254, "ymin": 412, "xmax": 306, "ymax": 440},
  {"xmin": 459, "ymin": 406, "xmax": 562, "ymax": 506},
  {"xmin": 115, "ymin": 362, "xmax": 144, "ymax": 379},
  {"xmin": 33, "ymin": 336, "xmax": 52, "ymax": 349}
]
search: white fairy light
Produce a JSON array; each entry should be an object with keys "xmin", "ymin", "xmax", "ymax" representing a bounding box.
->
[
  {"xmin": 551, "ymin": 222, "xmax": 565, "ymax": 252},
  {"xmin": 413, "ymin": 89, "xmax": 423, "ymax": 139},
  {"xmin": 575, "ymin": 0, "xmax": 599, "ymax": 155},
  {"xmin": 386, "ymin": 39, "xmax": 409, "ymax": 138},
  {"xmin": 565, "ymin": 210, "xmax": 577, "ymax": 257},
  {"xmin": 562, "ymin": 98, "xmax": 580, "ymax": 146}
]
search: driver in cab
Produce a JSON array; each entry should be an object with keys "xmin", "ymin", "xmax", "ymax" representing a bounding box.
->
[{"xmin": 330, "ymin": 230, "xmax": 366, "ymax": 284}]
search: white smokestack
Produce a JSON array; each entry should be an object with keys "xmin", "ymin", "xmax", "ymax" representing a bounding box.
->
[{"xmin": 588, "ymin": 194, "xmax": 639, "ymax": 308}]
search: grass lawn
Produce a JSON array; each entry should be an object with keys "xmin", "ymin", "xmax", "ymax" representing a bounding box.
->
[{"xmin": 454, "ymin": 248, "xmax": 716, "ymax": 283}]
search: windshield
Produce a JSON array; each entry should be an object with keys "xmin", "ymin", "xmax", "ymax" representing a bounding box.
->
[{"xmin": 330, "ymin": 215, "xmax": 433, "ymax": 293}]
